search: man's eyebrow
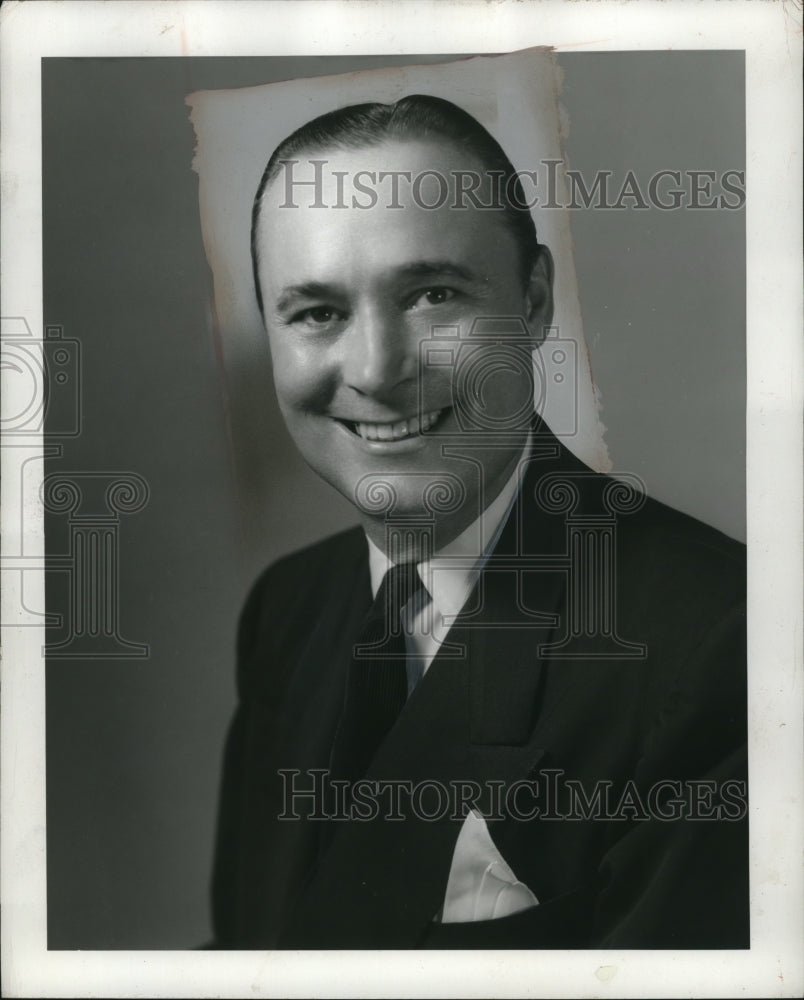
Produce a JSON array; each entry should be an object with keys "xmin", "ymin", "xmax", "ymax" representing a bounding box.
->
[
  {"xmin": 395, "ymin": 260, "xmax": 481, "ymax": 284},
  {"xmin": 275, "ymin": 282, "xmax": 343, "ymax": 313}
]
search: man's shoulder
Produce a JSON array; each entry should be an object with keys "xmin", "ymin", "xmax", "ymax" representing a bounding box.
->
[
  {"xmin": 244, "ymin": 524, "xmax": 366, "ymax": 613},
  {"xmin": 531, "ymin": 437, "xmax": 745, "ymax": 578},
  {"xmin": 628, "ymin": 490, "xmax": 744, "ymax": 569},
  {"xmin": 235, "ymin": 525, "xmax": 367, "ymax": 692},
  {"xmin": 622, "ymin": 491, "xmax": 745, "ymax": 641},
  {"xmin": 262, "ymin": 524, "xmax": 365, "ymax": 581},
  {"xmin": 523, "ymin": 440, "xmax": 745, "ymax": 635}
]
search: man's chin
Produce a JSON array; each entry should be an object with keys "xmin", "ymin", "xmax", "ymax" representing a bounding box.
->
[{"xmin": 358, "ymin": 498, "xmax": 479, "ymax": 559}]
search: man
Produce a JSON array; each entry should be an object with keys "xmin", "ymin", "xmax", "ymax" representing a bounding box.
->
[{"xmin": 211, "ymin": 96, "xmax": 748, "ymax": 949}]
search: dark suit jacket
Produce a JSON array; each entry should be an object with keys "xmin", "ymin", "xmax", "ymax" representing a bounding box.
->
[{"xmin": 212, "ymin": 428, "xmax": 748, "ymax": 949}]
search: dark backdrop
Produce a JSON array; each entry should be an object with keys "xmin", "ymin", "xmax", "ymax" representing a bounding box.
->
[{"xmin": 43, "ymin": 53, "xmax": 744, "ymax": 948}]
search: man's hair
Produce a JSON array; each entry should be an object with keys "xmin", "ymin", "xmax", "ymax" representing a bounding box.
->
[{"xmin": 250, "ymin": 94, "xmax": 543, "ymax": 317}]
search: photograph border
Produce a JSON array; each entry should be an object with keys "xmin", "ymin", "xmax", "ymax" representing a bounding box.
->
[{"xmin": 2, "ymin": 1, "xmax": 802, "ymax": 997}]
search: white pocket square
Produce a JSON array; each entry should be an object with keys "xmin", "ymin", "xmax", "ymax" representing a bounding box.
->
[{"xmin": 440, "ymin": 809, "xmax": 539, "ymax": 924}]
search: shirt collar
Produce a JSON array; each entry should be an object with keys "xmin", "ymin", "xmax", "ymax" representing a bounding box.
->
[{"xmin": 366, "ymin": 434, "xmax": 531, "ymax": 618}]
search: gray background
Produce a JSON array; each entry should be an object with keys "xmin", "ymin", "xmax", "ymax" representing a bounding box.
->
[{"xmin": 43, "ymin": 53, "xmax": 744, "ymax": 948}]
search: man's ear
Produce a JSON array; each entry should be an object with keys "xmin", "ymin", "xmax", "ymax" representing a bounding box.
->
[{"xmin": 524, "ymin": 245, "xmax": 555, "ymax": 344}]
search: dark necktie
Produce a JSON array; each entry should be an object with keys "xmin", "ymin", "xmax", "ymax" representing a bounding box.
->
[{"xmin": 329, "ymin": 561, "xmax": 424, "ymax": 785}]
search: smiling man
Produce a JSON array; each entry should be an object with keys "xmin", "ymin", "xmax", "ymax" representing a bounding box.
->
[
  {"xmin": 211, "ymin": 96, "xmax": 748, "ymax": 950},
  {"xmin": 251, "ymin": 103, "xmax": 553, "ymax": 559}
]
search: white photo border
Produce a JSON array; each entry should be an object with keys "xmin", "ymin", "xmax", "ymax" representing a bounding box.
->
[{"xmin": 1, "ymin": 1, "xmax": 802, "ymax": 997}]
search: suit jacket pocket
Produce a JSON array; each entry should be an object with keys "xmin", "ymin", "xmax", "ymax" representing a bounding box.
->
[{"xmin": 419, "ymin": 885, "xmax": 594, "ymax": 950}]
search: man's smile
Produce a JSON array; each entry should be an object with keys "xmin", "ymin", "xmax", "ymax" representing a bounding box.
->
[{"xmin": 333, "ymin": 407, "xmax": 449, "ymax": 443}]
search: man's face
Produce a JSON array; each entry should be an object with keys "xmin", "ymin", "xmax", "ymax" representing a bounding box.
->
[{"xmin": 255, "ymin": 139, "xmax": 552, "ymax": 552}]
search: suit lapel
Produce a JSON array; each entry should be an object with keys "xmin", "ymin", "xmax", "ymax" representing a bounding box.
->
[
  {"xmin": 279, "ymin": 544, "xmax": 372, "ymax": 772},
  {"xmin": 464, "ymin": 440, "xmax": 566, "ymax": 745}
]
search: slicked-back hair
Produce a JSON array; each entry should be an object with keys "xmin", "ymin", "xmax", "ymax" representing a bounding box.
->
[{"xmin": 250, "ymin": 94, "xmax": 543, "ymax": 318}]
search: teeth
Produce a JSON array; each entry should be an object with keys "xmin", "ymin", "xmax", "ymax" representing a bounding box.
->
[{"xmin": 354, "ymin": 409, "xmax": 443, "ymax": 442}]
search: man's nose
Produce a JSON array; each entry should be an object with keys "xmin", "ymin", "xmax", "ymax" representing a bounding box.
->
[{"xmin": 342, "ymin": 305, "xmax": 417, "ymax": 398}]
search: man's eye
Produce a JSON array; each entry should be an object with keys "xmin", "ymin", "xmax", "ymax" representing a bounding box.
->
[
  {"xmin": 408, "ymin": 287, "xmax": 456, "ymax": 309},
  {"xmin": 291, "ymin": 306, "xmax": 343, "ymax": 326}
]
